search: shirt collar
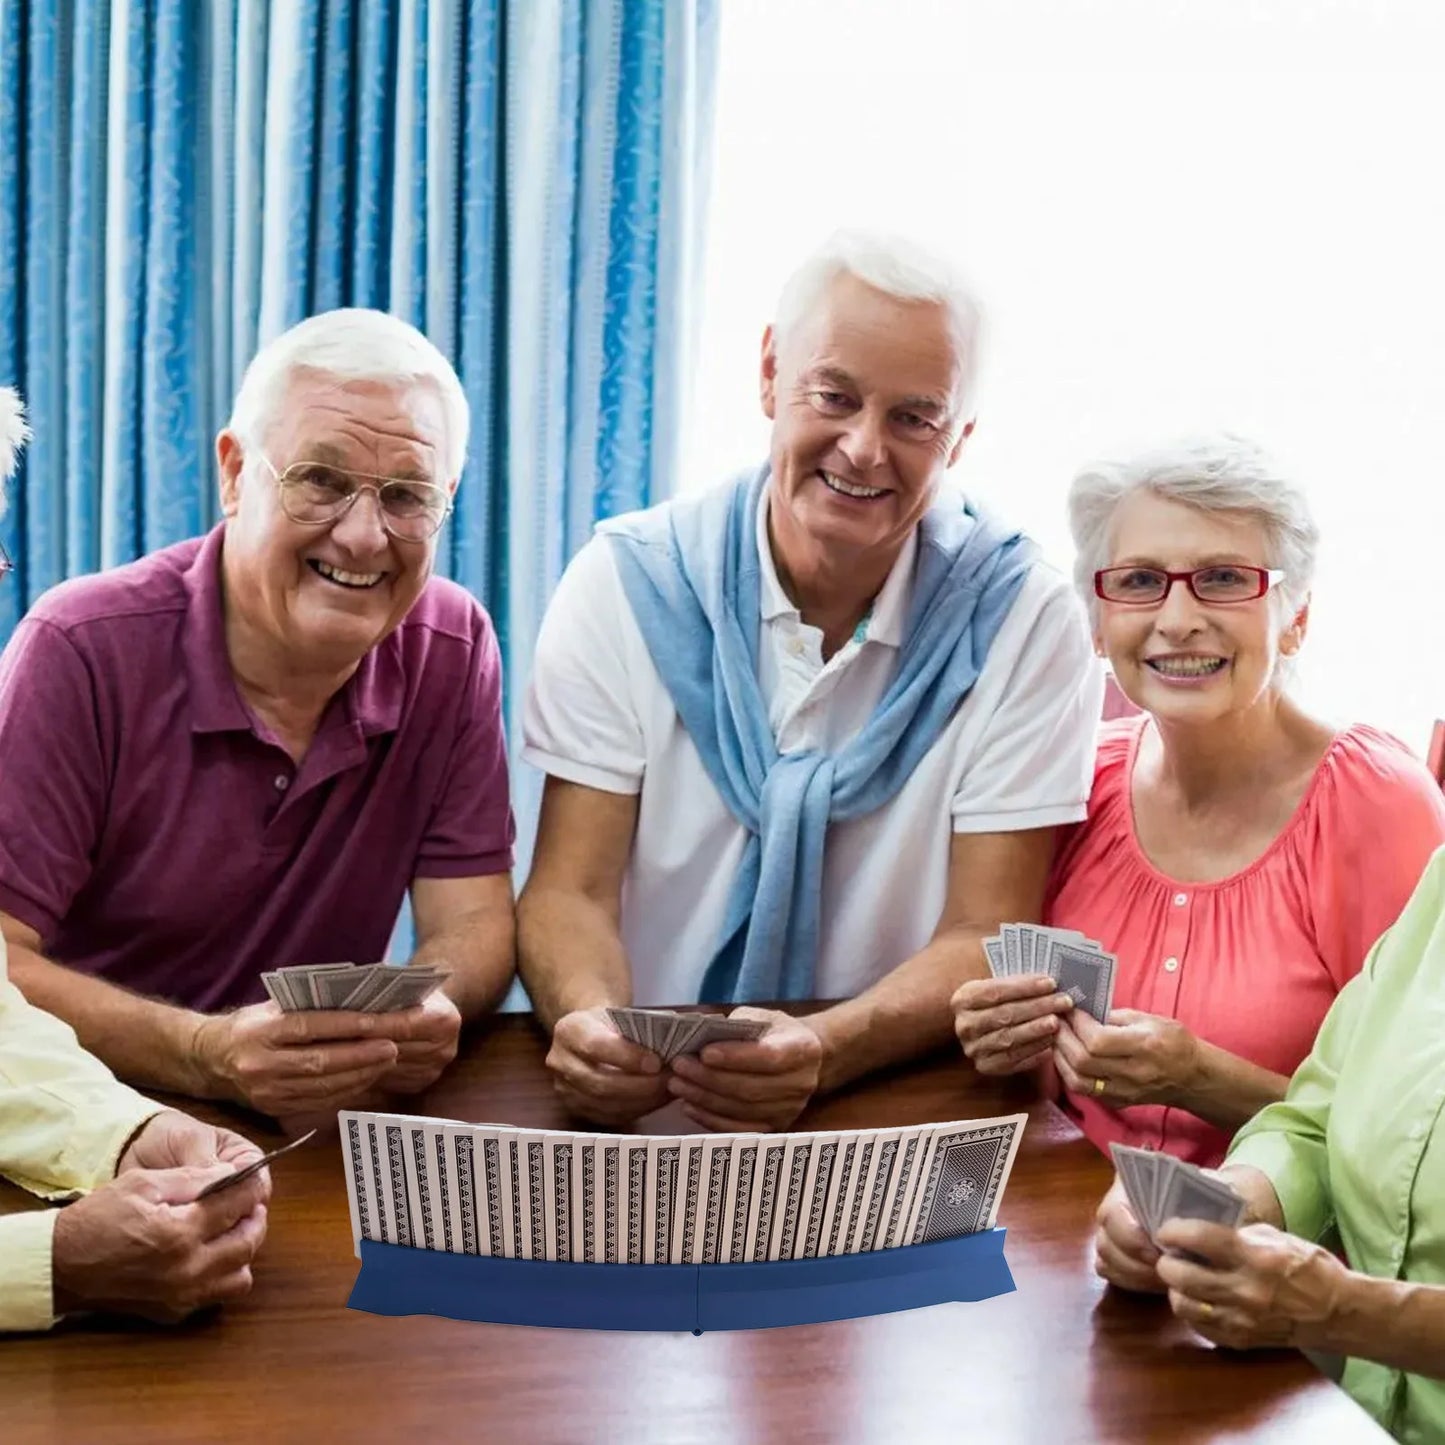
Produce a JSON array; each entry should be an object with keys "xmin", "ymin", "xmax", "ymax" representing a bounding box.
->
[
  {"xmin": 756, "ymin": 481, "xmax": 919, "ymax": 648},
  {"xmin": 182, "ymin": 523, "xmax": 405, "ymax": 739}
]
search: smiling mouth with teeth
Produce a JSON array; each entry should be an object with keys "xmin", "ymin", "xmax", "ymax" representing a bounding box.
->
[
  {"xmin": 309, "ymin": 559, "xmax": 385, "ymax": 590},
  {"xmin": 819, "ymin": 469, "xmax": 889, "ymax": 501},
  {"xmin": 1144, "ymin": 656, "xmax": 1228, "ymax": 678}
]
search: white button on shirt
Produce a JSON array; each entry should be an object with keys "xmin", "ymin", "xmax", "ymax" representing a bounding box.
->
[
  {"xmin": 1173, "ymin": 892, "xmax": 1189, "ymax": 906},
  {"xmin": 522, "ymin": 482, "xmax": 1103, "ymax": 1004},
  {"xmin": 273, "ymin": 774, "xmax": 290, "ymax": 792},
  {"xmin": 1164, "ymin": 956, "xmax": 1179, "ymax": 972}
]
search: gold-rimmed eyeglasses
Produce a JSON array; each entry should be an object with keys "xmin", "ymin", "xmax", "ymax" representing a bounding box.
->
[{"xmin": 258, "ymin": 454, "xmax": 453, "ymax": 543}]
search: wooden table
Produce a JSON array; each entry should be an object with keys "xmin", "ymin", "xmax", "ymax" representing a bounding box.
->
[{"xmin": 1, "ymin": 1015, "xmax": 1386, "ymax": 1444}]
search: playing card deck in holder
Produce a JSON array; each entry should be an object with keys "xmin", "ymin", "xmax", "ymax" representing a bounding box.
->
[
  {"xmin": 982, "ymin": 924, "xmax": 1117, "ymax": 1023},
  {"xmin": 1109, "ymin": 1143, "xmax": 1247, "ymax": 1245},
  {"xmin": 606, "ymin": 1007, "xmax": 770, "ymax": 1064},
  {"xmin": 340, "ymin": 1109, "xmax": 1028, "ymax": 1266},
  {"xmin": 261, "ymin": 962, "xmax": 450, "ymax": 1013}
]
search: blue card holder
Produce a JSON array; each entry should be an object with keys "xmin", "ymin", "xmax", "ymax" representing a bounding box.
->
[{"xmin": 347, "ymin": 1227, "xmax": 1015, "ymax": 1333}]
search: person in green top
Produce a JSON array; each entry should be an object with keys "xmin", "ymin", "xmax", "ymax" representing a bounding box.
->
[{"xmin": 1093, "ymin": 842, "xmax": 1445, "ymax": 1443}]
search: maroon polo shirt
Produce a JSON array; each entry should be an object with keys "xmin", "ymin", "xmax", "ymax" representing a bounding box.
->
[{"xmin": 0, "ymin": 525, "xmax": 514, "ymax": 1011}]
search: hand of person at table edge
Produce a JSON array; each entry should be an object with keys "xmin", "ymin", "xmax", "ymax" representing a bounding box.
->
[
  {"xmin": 667, "ymin": 1008, "xmax": 823, "ymax": 1132},
  {"xmin": 1052, "ymin": 1007, "xmax": 1203, "ymax": 1109}
]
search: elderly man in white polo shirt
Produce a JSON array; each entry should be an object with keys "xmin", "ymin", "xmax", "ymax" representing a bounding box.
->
[{"xmin": 518, "ymin": 231, "xmax": 1101, "ymax": 1131}]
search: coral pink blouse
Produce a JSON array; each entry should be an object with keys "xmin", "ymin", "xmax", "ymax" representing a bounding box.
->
[{"xmin": 1044, "ymin": 716, "xmax": 1445, "ymax": 1167}]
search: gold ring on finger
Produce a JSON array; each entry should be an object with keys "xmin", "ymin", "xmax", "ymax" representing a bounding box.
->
[
  {"xmin": 1199, "ymin": 1301, "xmax": 1215, "ymax": 1321},
  {"xmin": 1093, "ymin": 1077, "xmax": 1107, "ymax": 1097}
]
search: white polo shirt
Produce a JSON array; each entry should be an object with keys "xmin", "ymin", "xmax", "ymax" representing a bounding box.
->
[{"xmin": 522, "ymin": 484, "xmax": 1103, "ymax": 1005}]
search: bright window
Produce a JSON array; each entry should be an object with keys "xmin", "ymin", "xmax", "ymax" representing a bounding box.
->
[{"xmin": 691, "ymin": 0, "xmax": 1445, "ymax": 748}]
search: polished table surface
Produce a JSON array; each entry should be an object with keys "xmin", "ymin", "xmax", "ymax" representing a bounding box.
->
[{"xmin": 0, "ymin": 1015, "xmax": 1386, "ymax": 1445}]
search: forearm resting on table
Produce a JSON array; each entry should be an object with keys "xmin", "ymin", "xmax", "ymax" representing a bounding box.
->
[
  {"xmin": 517, "ymin": 885, "xmax": 635, "ymax": 1032},
  {"xmin": 1177, "ymin": 1042, "xmax": 1291, "ymax": 1132},
  {"xmin": 5, "ymin": 943, "xmax": 213, "ymax": 1097},
  {"xmin": 807, "ymin": 925, "xmax": 990, "ymax": 1095},
  {"xmin": 1326, "ymin": 1273, "xmax": 1445, "ymax": 1378},
  {"xmin": 409, "ymin": 904, "xmax": 517, "ymax": 1020}
]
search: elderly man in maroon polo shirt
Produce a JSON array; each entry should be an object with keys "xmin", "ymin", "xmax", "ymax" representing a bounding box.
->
[{"xmin": 0, "ymin": 309, "xmax": 516, "ymax": 1126}]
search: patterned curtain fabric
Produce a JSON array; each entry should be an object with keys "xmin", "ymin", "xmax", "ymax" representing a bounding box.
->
[{"xmin": 0, "ymin": 0, "xmax": 718, "ymax": 785}]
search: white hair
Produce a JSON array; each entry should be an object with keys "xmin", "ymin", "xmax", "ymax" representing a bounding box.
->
[
  {"xmin": 0, "ymin": 386, "xmax": 30, "ymax": 519},
  {"xmin": 772, "ymin": 230, "xmax": 986, "ymax": 420},
  {"xmin": 228, "ymin": 309, "xmax": 469, "ymax": 479},
  {"xmin": 1068, "ymin": 433, "xmax": 1319, "ymax": 632}
]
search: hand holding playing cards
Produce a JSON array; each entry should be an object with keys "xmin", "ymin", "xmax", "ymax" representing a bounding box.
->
[
  {"xmin": 50, "ymin": 1156, "xmax": 269, "ymax": 1323},
  {"xmin": 667, "ymin": 1008, "xmax": 822, "ymax": 1132},
  {"xmin": 952, "ymin": 975, "xmax": 1075, "ymax": 1075},
  {"xmin": 1093, "ymin": 1175, "xmax": 1167, "ymax": 1294},
  {"xmin": 373, "ymin": 990, "xmax": 462, "ymax": 1095},
  {"xmin": 195, "ymin": 1001, "xmax": 401, "ymax": 1119},
  {"xmin": 547, "ymin": 1005, "xmax": 674, "ymax": 1126},
  {"xmin": 1156, "ymin": 1219, "xmax": 1350, "ymax": 1352},
  {"xmin": 117, "ymin": 1110, "xmax": 269, "ymax": 1185},
  {"xmin": 1052, "ymin": 1008, "xmax": 1201, "ymax": 1108}
]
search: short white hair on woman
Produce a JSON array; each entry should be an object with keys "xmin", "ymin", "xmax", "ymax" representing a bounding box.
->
[
  {"xmin": 1068, "ymin": 433, "xmax": 1319, "ymax": 628},
  {"xmin": 228, "ymin": 309, "xmax": 469, "ymax": 479},
  {"xmin": 0, "ymin": 386, "xmax": 31, "ymax": 518},
  {"xmin": 772, "ymin": 230, "xmax": 986, "ymax": 421}
]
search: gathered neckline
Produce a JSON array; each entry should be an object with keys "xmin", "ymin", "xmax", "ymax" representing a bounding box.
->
[{"xmin": 1118, "ymin": 714, "xmax": 1352, "ymax": 892}]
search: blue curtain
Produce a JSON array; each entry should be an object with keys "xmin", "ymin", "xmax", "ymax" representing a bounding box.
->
[{"xmin": 0, "ymin": 0, "xmax": 718, "ymax": 826}]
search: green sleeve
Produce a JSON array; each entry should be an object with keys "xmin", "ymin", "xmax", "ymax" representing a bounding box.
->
[{"xmin": 1226, "ymin": 951, "xmax": 1369, "ymax": 1243}]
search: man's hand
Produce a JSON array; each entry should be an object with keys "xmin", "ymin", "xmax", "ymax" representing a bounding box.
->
[
  {"xmin": 51, "ymin": 1165, "xmax": 269, "ymax": 1323},
  {"xmin": 194, "ymin": 1002, "xmax": 401, "ymax": 1118},
  {"xmin": 375, "ymin": 991, "xmax": 463, "ymax": 1095},
  {"xmin": 1093, "ymin": 1174, "xmax": 1167, "ymax": 1294},
  {"xmin": 1157, "ymin": 1219, "xmax": 1352, "ymax": 1353},
  {"xmin": 667, "ymin": 1008, "xmax": 823, "ymax": 1132},
  {"xmin": 546, "ymin": 1006, "xmax": 673, "ymax": 1126},
  {"xmin": 1052, "ymin": 1008, "xmax": 1201, "ymax": 1108},
  {"xmin": 952, "ymin": 975, "xmax": 1074, "ymax": 1076},
  {"xmin": 118, "ymin": 1110, "xmax": 267, "ymax": 1181}
]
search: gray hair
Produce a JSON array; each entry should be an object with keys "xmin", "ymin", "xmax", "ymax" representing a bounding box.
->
[
  {"xmin": 772, "ymin": 230, "xmax": 986, "ymax": 421},
  {"xmin": 0, "ymin": 386, "xmax": 30, "ymax": 518},
  {"xmin": 228, "ymin": 309, "xmax": 469, "ymax": 479},
  {"xmin": 1068, "ymin": 433, "xmax": 1319, "ymax": 630}
]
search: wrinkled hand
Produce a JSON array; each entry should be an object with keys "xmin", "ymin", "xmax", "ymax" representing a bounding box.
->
[
  {"xmin": 195, "ymin": 1002, "xmax": 401, "ymax": 1119},
  {"xmin": 375, "ymin": 991, "xmax": 463, "ymax": 1095},
  {"xmin": 667, "ymin": 1008, "xmax": 823, "ymax": 1132},
  {"xmin": 51, "ymin": 1164, "xmax": 269, "ymax": 1323},
  {"xmin": 952, "ymin": 975, "xmax": 1074, "ymax": 1076},
  {"xmin": 1093, "ymin": 1173, "xmax": 1167, "ymax": 1294},
  {"xmin": 546, "ymin": 1006, "xmax": 673, "ymax": 1127},
  {"xmin": 1157, "ymin": 1219, "xmax": 1351, "ymax": 1352},
  {"xmin": 118, "ymin": 1110, "xmax": 267, "ymax": 1184},
  {"xmin": 1052, "ymin": 1008, "xmax": 1200, "ymax": 1109}
]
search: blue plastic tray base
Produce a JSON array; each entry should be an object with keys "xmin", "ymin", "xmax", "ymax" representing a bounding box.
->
[{"xmin": 347, "ymin": 1228, "xmax": 1014, "ymax": 1333}]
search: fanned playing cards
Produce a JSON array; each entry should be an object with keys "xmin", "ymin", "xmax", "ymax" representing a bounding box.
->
[
  {"xmin": 1109, "ymin": 1142, "xmax": 1246, "ymax": 1247},
  {"xmin": 340, "ymin": 1109, "xmax": 1028, "ymax": 1266},
  {"xmin": 606, "ymin": 1007, "xmax": 770, "ymax": 1063},
  {"xmin": 983, "ymin": 923, "xmax": 1117, "ymax": 1023},
  {"xmin": 262, "ymin": 962, "xmax": 449, "ymax": 1013}
]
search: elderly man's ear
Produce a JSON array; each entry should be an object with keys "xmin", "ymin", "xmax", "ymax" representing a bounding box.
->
[
  {"xmin": 947, "ymin": 417, "xmax": 977, "ymax": 467},
  {"xmin": 758, "ymin": 326, "xmax": 779, "ymax": 420},
  {"xmin": 216, "ymin": 431, "xmax": 246, "ymax": 519}
]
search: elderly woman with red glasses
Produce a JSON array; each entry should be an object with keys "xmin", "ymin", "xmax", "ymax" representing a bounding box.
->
[{"xmin": 953, "ymin": 434, "xmax": 1445, "ymax": 1171}]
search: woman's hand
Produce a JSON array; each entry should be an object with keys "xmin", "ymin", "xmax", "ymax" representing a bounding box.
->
[
  {"xmin": 1052, "ymin": 1007, "xmax": 1201, "ymax": 1108},
  {"xmin": 952, "ymin": 975, "xmax": 1075, "ymax": 1076},
  {"xmin": 1093, "ymin": 1174, "xmax": 1167, "ymax": 1293},
  {"xmin": 1156, "ymin": 1218, "xmax": 1351, "ymax": 1353}
]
